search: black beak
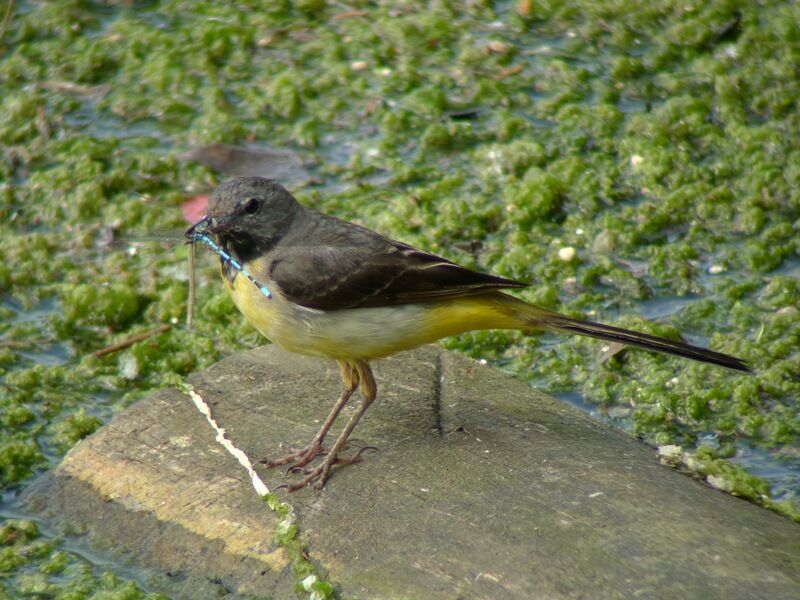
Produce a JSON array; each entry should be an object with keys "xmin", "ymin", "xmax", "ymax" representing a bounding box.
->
[{"xmin": 185, "ymin": 216, "xmax": 212, "ymax": 242}]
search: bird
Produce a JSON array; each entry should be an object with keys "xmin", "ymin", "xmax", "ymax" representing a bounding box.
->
[{"xmin": 185, "ymin": 176, "xmax": 750, "ymax": 491}]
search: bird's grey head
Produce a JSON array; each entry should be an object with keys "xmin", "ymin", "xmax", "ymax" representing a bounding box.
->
[{"xmin": 190, "ymin": 177, "xmax": 304, "ymax": 261}]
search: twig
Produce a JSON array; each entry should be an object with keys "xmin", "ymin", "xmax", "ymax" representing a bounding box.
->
[
  {"xmin": 0, "ymin": 0, "xmax": 14, "ymax": 44},
  {"xmin": 186, "ymin": 242, "xmax": 196, "ymax": 329},
  {"xmin": 332, "ymin": 9, "xmax": 367, "ymax": 20},
  {"xmin": 0, "ymin": 338, "xmax": 50, "ymax": 349},
  {"xmin": 91, "ymin": 324, "xmax": 171, "ymax": 358}
]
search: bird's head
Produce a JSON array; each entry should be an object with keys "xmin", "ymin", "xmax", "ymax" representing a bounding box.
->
[{"xmin": 186, "ymin": 177, "xmax": 303, "ymax": 261}]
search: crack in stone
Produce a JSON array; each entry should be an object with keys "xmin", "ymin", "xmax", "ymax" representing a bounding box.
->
[{"xmin": 180, "ymin": 383, "xmax": 270, "ymax": 497}]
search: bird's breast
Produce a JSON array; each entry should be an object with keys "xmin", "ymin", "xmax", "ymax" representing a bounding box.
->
[
  {"xmin": 223, "ymin": 261, "xmax": 283, "ymax": 340},
  {"xmin": 224, "ymin": 263, "xmax": 523, "ymax": 361}
]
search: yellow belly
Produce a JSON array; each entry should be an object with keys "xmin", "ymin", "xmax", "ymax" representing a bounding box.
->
[{"xmin": 225, "ymin": 270, "xmax": 524, "ymax": 361}]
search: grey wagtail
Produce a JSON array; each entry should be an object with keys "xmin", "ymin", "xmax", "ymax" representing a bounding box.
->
[{"xmin": 186, "ymin": 176, "xmax": 750, "ymax": 491}]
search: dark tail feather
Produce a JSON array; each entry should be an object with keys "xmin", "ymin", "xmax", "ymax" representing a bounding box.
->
[{"xmin": 544, "ymin": 315, "xmax": 751, "ymax": 373}]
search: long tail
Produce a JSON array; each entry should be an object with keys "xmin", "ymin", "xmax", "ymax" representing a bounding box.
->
[{"xmin": 508, "ymin": 300, "xmax": 751, "ymax": 373}]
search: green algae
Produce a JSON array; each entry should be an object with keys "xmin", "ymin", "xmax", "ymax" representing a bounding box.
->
[
  {"xmin": 0, "ymin": 520, "xmax": 167, "ymax": 599},
  {"xmin": 0, "ymin": 0, "xmax": 798, "ymax": 595},
  {"xmin": 264, "ymin": 493, "xmax": 335, "ymax": 600}
]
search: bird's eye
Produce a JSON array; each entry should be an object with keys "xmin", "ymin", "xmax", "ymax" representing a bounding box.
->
[{"xmin": 243, "ymin": 197, "xmax": 260, "ymax": 215}]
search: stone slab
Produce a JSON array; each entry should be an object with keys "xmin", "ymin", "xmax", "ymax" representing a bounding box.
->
[{"xmin": 23, "ymin": 345, "xmax": 800, "ymax": 599}]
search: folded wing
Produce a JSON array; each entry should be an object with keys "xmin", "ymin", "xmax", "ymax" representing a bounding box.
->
[{"xmin": 268, "ymin": 229, "xmax": 526, "ymax": 310}]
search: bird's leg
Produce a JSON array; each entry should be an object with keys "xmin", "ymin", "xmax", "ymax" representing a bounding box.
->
[
  {"xmin": 262, "ymin": 360, "xmax": 359, "ymax": 470},
  {"xmin": 287, "ymin": 360, "xmax": 377, "ymax": 492}
]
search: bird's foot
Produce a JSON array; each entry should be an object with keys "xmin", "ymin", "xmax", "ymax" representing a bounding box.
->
[
  {"xmin": 283, "ymin": 446, "xmax": 378, "ymax": 492},
  {"xmin": 260, "ymin": 442, "xmax": 326, "ymax": 471}
]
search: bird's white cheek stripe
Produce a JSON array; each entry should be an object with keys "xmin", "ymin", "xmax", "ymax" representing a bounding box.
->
[{"xmin": 179, "ymin": 382, "xmax": 270, "ymax": 496}]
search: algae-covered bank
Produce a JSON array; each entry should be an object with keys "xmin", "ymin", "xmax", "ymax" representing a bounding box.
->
[{"xmin": 1, "ymin": 0, "xmax": 798, "ymax": 596}]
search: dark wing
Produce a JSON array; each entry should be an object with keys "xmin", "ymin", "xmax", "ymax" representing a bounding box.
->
[{"xmin": 267, "ymin": 231, "xmax": 527, "ymax": 311}]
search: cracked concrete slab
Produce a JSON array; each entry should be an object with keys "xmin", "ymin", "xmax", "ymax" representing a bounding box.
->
[{"xmin": 23, "ymin": 345, "xmax": 800, "ymax": 598}]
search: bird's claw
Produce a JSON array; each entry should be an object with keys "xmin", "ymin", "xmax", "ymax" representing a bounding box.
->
[
  {"xmin": 280, "ymin": 446, "xmax": 379, "ymax": 492},
  {"xmin": 260, "ymin": 443, "xmax": 326, "ymax": 470}
]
